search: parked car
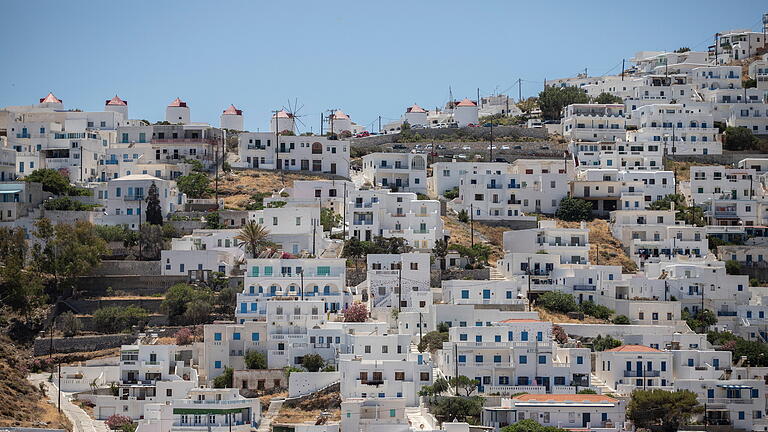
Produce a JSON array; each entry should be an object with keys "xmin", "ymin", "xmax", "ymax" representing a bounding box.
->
[
  {"xmin": 513, "ymin": 145, "xmax": 522, "ymax": 150},
  {"xmin": 462, "ymin": 145, "xmax": 471, "ymax": 150},
  {"xmin": 483, "ymin": 122, "xmax": 493, "ymax": 127},
  {"xmin": 457, "ymin": 153, "xmax": 467, "ymax": 159},
  {"xmin": 354, "ymin": 131, "xmax": 370, "ymax": 138},
  {"xmin": 501, "ymin": 145, "xmax": 510, "ymax": 150},
  {"xmin": 542, "ymin": 145, "xmax": 550, "ymax": 150},
  {"xmin": 437, "ymin": 144, "xmax": 446, "ymax": 150},
  {"xmin": 467, "ymin": 123, "xmax": 478, "ymax": 127},
  {"xmin": 393, "ymin": 144, "xmax": 406, "ymax": 150},
  {"xmin": 447, "ymin": 123, "xmax": 459, "ymax": 128}
]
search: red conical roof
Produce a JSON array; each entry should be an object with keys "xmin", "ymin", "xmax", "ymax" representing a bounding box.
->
[
  {"xmin": 39, "ymin": 92, "xmax": 62, "ymax": 104},
  {"xmin": 106, "ymin": 95, "xmax": 127, "ymax": 106},
  {"xmin": 223, "ymin": 104, "xmax": 242, "ymax": 115},
  {"xmin": 168, "ymin": 97, "xmax": 187, "ymax": 107},
  {"xmin": 406, "ymin": 104, "xmax": 426, "ymax": 113},
  {"xmin": 456, "ymin": 98, "xmax": 477, "ymax": 107}
]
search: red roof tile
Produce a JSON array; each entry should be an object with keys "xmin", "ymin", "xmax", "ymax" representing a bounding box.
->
[
  {"xmin": 106, "ymin": 95, "xmax": 127, "ymax": 106},
  {"xmin": 168, "ymin": 97, "xmax": 187, "ymax": 107},
  {"xmin": 332, "ymin": 110, "xmax": 349, "ymax": 120},
  {"xmin": 39, "ymin": 92, "xmax": 62, "ymax": 104},
  {"xmin": 606, "ymin": 344, "xmax": 662, "ymax": 353},
  {"xmin": 223, "ymin": 104, "xmax": 242, "ymax": 115},
  {"xmin": 273, "ymin": 110, "xmax": 290, "ymax": 119},
  {"xmin": 456, "ymin": 98, "xmax": 477, "ymax": 107},
  {"xmin": 513, "ymin": 394, "xmax": 618, "ymax": 403}
]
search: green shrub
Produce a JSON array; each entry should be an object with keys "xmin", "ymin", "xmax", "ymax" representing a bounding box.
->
[
  {"xmin": 92, "ymin": 306, "xmax": 149, "ymax": 333},
  {"xmin": 537, "ymin": 291, "xmax": 579, "ymax": 314}
]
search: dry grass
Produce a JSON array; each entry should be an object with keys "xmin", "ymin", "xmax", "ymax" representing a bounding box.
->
[
  {"xmin": 43, "ymin": 347, "xmax": 121, "ymax": 366},
  {"xmin": 0, "ymin": 334, "xmax": 70, "ymax": 431},
  {"xmin": 535, "ymin": 307, "xmax": 610, "ymax": 324},
  {"xmin": 441, "ymin": 215, "xmax": 504, "ymax": 262},
  {"xmin": 274, "ymin": 390, "xmax": 341, "ymax": 424},
  {"xmin": 665, "ymin": 160, "xmax": 718, "ymax": 182},
  {"xmin": 557, "ymin": 219, "xmax": 637, "ymax": 273},
  {"xmin": 217, "ymin": 169, "xmax": 340, "ymax": 210},
  {"xmin": 258, "ymin": 390, "xmax": 287, "ymax": 407}
]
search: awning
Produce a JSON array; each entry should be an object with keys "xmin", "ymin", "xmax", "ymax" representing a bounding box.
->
[
  {"xmin": 0, "ymin": 189, "xmax": 21, "ymax": 194},
  {"xmin": 716, "ymin": 384, "xmax": 753, "ymax": 389}
]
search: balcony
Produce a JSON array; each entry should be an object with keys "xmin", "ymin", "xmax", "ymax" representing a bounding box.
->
[
  {"xmin": 624, "ymin": 370, "xmax": 661, "ymax": 377},
  {"xmin": 717, "ymin": 310, "xmax": 738, "ymax": 317},
  {"xmin": 573, "ymin": 284, "xmax": 596, "ymax": 291},
  {"xmin": 124, "ymin": 195, "xmax": 145, "ymax": 201},
  {"xmin": 487, "ymin": 184, "xmax": 503, "ymax": 189}
]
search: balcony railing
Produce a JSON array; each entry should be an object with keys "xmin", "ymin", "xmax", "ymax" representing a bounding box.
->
[
  {"xmin": 624, "ymin": 370, "xmax": 661, "ymax": 377},
  {"xmin": 573, "ymin": 284, "xmax": 596, "ymax": 291},
  {"xmin": 124, "ymin": 195, "xmax": 145, "ymax": 201}
]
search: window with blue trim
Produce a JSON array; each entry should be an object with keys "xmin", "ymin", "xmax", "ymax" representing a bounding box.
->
[
  {"xmin": 233, "ymin": 332, "xmax": 240, "ymax": 340},
  {"xmin": 494, "ymin": 355, "xmax": 502, "ymax": 363},
  {"xmin": 538, "ymin": 355, "xmax": 546, "ymax": 364},
  {"xmin": 461, "ymin": 290, "xmax": 469, "ymax": 299},
  {"xmin": 507, "ymin": 331, "xmax": 513, "ymax": 341},
  {"xmin": 475, "ymin": 335, "xmax": 482, "ymax": 342},
  {"xmin": 214, "ymin": 332, "xmax": 222, "ymax": 341},
  {"xmin": 475, "ymin": 355, "xmax": 483, "ymax": 363},
  {"xmin": 521, "ymin": 331, "xmax": 528, "ymax": 341},
  {"xmin": 519, "ymin": 355, "xmax": 527, "ymax": 364},
  {"xmin": 458, "ymin": 355, "xmax": 466, "ymax": 363},
  {"xmin": 494, "ymin": 335, "xmax": 501, "ymax": 342},
  {"xmin": 214, "ymin": 360, "xmax": 221, "ymax": 369},
  {"xmin": 576, "ymin": 356, "xmax": 583, "ymax": 365},
  {"xmin": 459, "ymin": 334, "xmax": 467, "ymax": 341},
  {"xmin": 251, "ymin": 332, "xmax": 260, "ymax": 341}
]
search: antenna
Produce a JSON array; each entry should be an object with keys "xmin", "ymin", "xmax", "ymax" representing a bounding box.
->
[{"xmin": 325, "ymin": 108, "xmax": 340, "ymax": 137}]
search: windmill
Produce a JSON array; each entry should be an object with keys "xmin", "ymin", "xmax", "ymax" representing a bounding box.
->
[{"xmin": 282, "ymin": 98, "xmax": 308, "ymax": 135}]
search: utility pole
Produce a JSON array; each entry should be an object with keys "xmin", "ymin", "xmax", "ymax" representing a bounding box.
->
[
  {"xmin": 79, "ymin": 145, "xmax": 83, "ymax": 183},
  {"xmin": 320, "ymin": 112, "xmax": 324, "ymax": 135},
  {"xmin": 518, "ymin": 78, "xmax": 522, "ymax": 104},
  {"xmin": 527, "ymin": 256, "xmax": 532, "ymax": 311},
  {"xmin": 596, "ymin": 243, "xmax": 599, "ymax": 265},
  {"xmin": 419, "ymin": 312, "xmax": 423, "ymax": 345},
  {"xmin": 714, "ymin": 33, "xmax": 719, "ymax": 63},
  {"xmin": 454, "ymin": 343, "xmax": 459, "ymax": 396},
  {"xmin": 57, "ymin": 362, "xmax": 61, "ymax": 412},
  {"xmin": 621, "ymin": 59, "xmax": 625, "ymax": 81},
  {"xmin": 489, "ymin": 122, "xmax": 494, "ymax": 161},
  {"xmin": 398, "ymin": 266, "xmax": 402, "ymax": 313},
  {"xmin": 312, "ymin": 222, "xmax": 316, "ymax": 257},
  {"xmin": 378, "ymin": 116, "xmax": 381, "ymax": 134},
  {"xmin": 138, "ymin": 201, "xmax": 142, "ymax": 260},
  {"xmin": 271, "ymin": 110, "xmax": 283, "ymax": 185},
  {"xmin": 469, "ymin": 203, "xmax": 474, "ymax": 247},
  {"xmin": 215, "ymin": 130, "xmax": 220, "ymax": 209},
  {"xmin": 299, "ymin": 269, "xmax": 304, "ymax": 301},
  {"xmin": 477, "ymin": 88, "xmax": 480, "ymax": 109},
  {"xmin": 342, "ymin": 182, "xmax": 347, "ymax": 239}
]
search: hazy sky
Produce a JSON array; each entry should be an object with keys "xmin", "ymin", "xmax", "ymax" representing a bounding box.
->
[{"xmin": 1, "ymin": 1, "xmax": 765, "ymax": 131}]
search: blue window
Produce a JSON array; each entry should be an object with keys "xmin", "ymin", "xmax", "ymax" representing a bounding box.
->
[
  {"xmin": 494, "ymin": 355, "xmax": 502, "ymax": 363},
  {"xmin": 661, "ymin": 361, "xmax": 666, "ymax": 371},
  {"xmin": 536, "ymin": 331, "xmax": 543, "ymax": 342},
  {"xmin": 494, "ymin": 335, "xmax": 501, "ymax": 343},
  {"xmin": 475, "ymin": 335, "xmax": 482, "ymax": 342},
  {"xmin": 519, "ymin": 355, "xmax": 528, "ymax": 364},
  {"xmin": 240, "ymin": 303, "xmax": 247, "ymax": 313},
  {"xmin": 378, "ymin": 393, "xmax": 385, "ymax": 398},
  {"xmin": 521, "ymin": 331, "xmax": 528, "ymax": 341},
  {"xmin": 475, "ymin": 321, "xmax": 482, "ymax": 327},
  {"xmin": 214, "ymin": 360, "xmax": 221, "ymax": 369},
  {"xmin": 461, "ymin": 290, "xmax": 469, "ymax": 299},
  {"xmin": 233, "ymin": 332, "xmax": 240, "ymax": 340},
  {"xmin": 458, "ymin": 355, "xmax": 466, "ymax": 363},
  {"xmin": 576, "ymin": 356, "xmax": 584, "ymax": 365},
  {"xmin": 538, "ymin": 355, "xmax": 546, "ymax": 364},
  {"xmin": 251, "ymin": 332, "xmax": 260, "ymax": 341},
  {"xmin": 214, "ymin": 332, "xmax": 222, "ymax": 341},
  {"xmin": 459, "ymin": 321, "xmax": 467, "ymax": 327},
  {"xmin": 708, "ymin": 389, "xmax": 715, "ymax": 398},
  {"xmin": 506, "ymin": 291, "xmax": 512, "ymax": 299},
  {"xmin": 396, "ymin": 392, "xmax": 402, "ymax": 398},
  {"xmin": 688, "ymin": 358, "xmax": 694, "ymax": 366},
  {"xmin": 739, "ymin": 412, "xmax": 745, "ymax": 420},
  {"xmin": 475, "ymin": 355, "xmax": 483, "ymax": 363},
  {"xmin": 752, "ymin": 389, "xmax": 759, "ymax": 398},
  {"xmin": 507, "ymin": 331, "xmax": 513, "ymax": 341},
  {"xmin": 459, "ymin": 334, "xmax": 467, "ymax": 341}
]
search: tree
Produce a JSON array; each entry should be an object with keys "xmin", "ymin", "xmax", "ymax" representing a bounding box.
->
[
  {"xmin": 432, "ymin": 238, "xmax": 449, "ymax": 270},
  {"xmin": 627, "ymin": 389, "xmax": 702, "ymax": 432},
  {"xmin": 723, "ymin": 126, "xmax": 758, "ymax": 151},
  {"xmin": 244, "ymin": 350, "xmax": 267, "ymax": 369},
  {"xmin": 213, "ymin": 367, "xmax": 233, "ymax": 388},
  {"xmin": 592, "ymin": 334, "xmax": 622, "ymax": 351},
  {"xmin": 343, "ymin": 302, "xmax": 368, "ymax": 322},
  {"xmin": 302, "ymin": 353, "xmax": 325, "ymax": 372},
  {"xmin": 144, "ymin": 182, "xmax": 163, "ymax": 225},
  {"xmin": 138, "ymin": 224, "xmax": 164, "ymax": 260},
  {"xmin": 538, "ymin": 86, "xmax": 590, "ymax": 120},
  {"xmin": 612, "ymin": 315, "xmax": 630, "ymax": 325},
  {"xmin": 555, "ymin": 197, "xmax": 593, "ymax": 221},
  {"xmin": 708, "ymin": 331, "xmax": 768, "ymax": 366},
  {"xmin": 579, "ymin": 301, "xmax": 613, "ymax": 320},
  {"xmin": 236, "ymin": 221, "xmax": 274, "ymax": 258},
  {"xmin": 683, "ymin": 309, "xmax": 717, "ymax": 332},
  {"xmin": 342, "ymin": 237, "xmax": 367, "ymax": 272},
  {"xmin": 431, "ymin": 396, "xmax": 484, "ymax": 424},
  {"xmin": 57, "ymin": 311, "xmax": 82, "ymax": 337},
  {"xmin": 517, "ymin": 97, "xmax": 539, "ymax": 115},
  {"xmin": 577, "ymin": 388, "xmax": 598, "ymax": 394},
  {"xmin": 177, "ymin": 172, "xmax": 210, "ymax": 198},
  {"xmin": 161, "ymin": 283, "xmax": 214, "ymax": 325},
  {"xmin": 450, "ymin": 375, "xmax": 479, "ymax": 397},
  {"xmin": 205, "ymin": 211, "xmax": 224, "ymax": 229},
  {"xmin": 320, "ymin": 208, "xmax": 342, "ymax": 232},
  {"xmin": 592, "ymin": 92, "xmax": 623, "ymax": 104},
  {"xmin": 105, "ymin": 414, "xmax": 133, "ymax": 431},
  {"xmin": 32, "ymin": 219, "xmax": 108, "ymax": 297},
  {"xmin": 174, "ymin": 328, "xmax": 194, "ymax": 345},
  {"xmin": 443, "ymin": 187, "xmax": 459, "ymax": 200},
  {"xmin": 184, "ymin": 299, "xmax": 212, "ymax": 325},
  {"xmin": 418, "ymin": 331, "xmax": 449, "ymax": 353},
  {"xmin": 92, "ymin": 306, "xmax": 149, "ymax": 333},
  {"xmin": 674, "ymin": 47, "xmax": 691, "ymax": 53},
  {"xmin": 725, "ymin": 260, "xmax": 742, "ymax": 275},
  {"xmin": 24, "ymin": 168, "xmax": 71, "ymax": 195},
  {"xmin": 502, "ymin": 419, "xmax": 569, "ymax": 432},
  {"xmin": 43, "ymin": 196, "xmax": 94, "ymax": 211},
  {"xmin": 537, "ymin": 291, "xmax": 579, "ymax": 314},
  {"xmin": 743, "ymin": 78, "xmax": 757, "ymax": 89},
  {"xmin": 457, "ymin": 209, "xmax": 469, "ymax": 223}
]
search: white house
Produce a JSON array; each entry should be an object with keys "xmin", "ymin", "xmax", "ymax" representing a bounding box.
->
[
  {"xmin": 138, "ymin": 388, "xmax": 260, "ymax": 432},
  {"xmin": 160, "ymin": 229, "xmax": 245, "ymax": 276},
  {"xmin": 561, "ymin": 104, "xmax": 626, "ymax": 142},
  {"xmin": 346, "ymin": 189, "xmax": 443, "ymax": 250},
  {"xmin": 102, "ymin": 174, "xmax": 184, "ymax": 228},
  {"xmin": 236, "ymin": 132, "xmax": 350, "ymax": 177},
  {"xmin": 220, "ymin": 105, "xmax": 244, "ymax": 131},
  {"xmin": 166, "ymin": 98, "xmax": 191, "ymax": 124},
  {"xmin": 361, "ymin": 153, "xmax": 427, "ymax": 194},
  {"xmin": 365, "ymin": 253, "xmax": 431, "ymax": 310},
  {"xmin": 483, "ymin": 394, "xmax": 625, "ymax": 432}
]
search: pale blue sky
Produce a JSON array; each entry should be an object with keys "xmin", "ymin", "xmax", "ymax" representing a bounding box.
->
[{"xmin": 1, "ymin": 1, "xmax": 765, "ymax": 131}]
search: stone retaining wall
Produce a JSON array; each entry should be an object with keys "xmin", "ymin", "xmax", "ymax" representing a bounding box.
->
[{"xmin": 33, "ymin": 333, "xmax": 136, "ymax": 356}]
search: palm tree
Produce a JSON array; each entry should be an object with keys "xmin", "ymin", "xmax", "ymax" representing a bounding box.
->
[{"xmin": 236, "ymin": 221, "xmax": 274, "ymax": 257}]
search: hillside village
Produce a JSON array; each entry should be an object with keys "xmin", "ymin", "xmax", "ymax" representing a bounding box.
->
[{"xmin": 5, "ymin": 9, "xmax": 768, "ymax": 432}]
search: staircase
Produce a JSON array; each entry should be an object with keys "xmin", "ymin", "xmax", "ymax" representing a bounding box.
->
[
  {"xmin": 256, "ymin": 397, "xmax": 284, "ymax": 432},
  {"xmin": 489, "ymin": 266, "xmax": 505, "ymax": 280},
  {"xmin": 589, "ymin": 373, "xmax": 615, "ymax": 395}
]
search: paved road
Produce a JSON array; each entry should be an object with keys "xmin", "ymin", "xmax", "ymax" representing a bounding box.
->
[{"xmin": 29, "ymin": 373, "xmax": 108, "ymax": 432}]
